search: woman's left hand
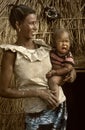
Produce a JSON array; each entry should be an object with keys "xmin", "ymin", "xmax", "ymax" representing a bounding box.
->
[
  {"xmin": 63, "ymin": 68, "xmax": 76, "ymax": 83},
  {"xmin": 38, "ymin": 89, "xmax": 58, "ymax": 108}
]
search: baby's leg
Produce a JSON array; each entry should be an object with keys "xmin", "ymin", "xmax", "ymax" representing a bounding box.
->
[{"xmin": 48, "ymin": 76, "xmax": 62, "ymax": 106}]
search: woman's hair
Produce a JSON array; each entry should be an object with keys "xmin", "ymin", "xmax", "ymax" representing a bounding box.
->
[{"xmin": 9, "ymin": 4, "xmax": 36, "ymax": 29}]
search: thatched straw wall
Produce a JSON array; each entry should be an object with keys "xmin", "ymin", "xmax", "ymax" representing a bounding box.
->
[
  {"xmin": 0, "ymin": 0, "xmax": 85, "ymax": 66},
  {"xmin": 0, "ymin": 0, "xmax": 85, "ymax": 130}
]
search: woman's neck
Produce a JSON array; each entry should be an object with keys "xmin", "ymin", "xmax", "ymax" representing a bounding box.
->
[{"xmin": 16, "ymin": 38, "xmax": 36, "ymax": 49}]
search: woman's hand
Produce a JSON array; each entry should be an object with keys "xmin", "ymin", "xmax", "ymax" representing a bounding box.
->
[
  {"xmin": 38, "ymin": 89, "xmax": 58, "ymax": 108},
  {"xmin": 63, "ymin": 68, "xmax": 76, "ymax": 83}
]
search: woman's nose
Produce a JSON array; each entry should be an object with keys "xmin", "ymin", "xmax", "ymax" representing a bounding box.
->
[
  {"xmin": 34, "ymin": 25, "xmax": 37, "ymax": 31},
  {"xmin": 33, "ymin": 22, "xmax": 38, "ymax": 31}
]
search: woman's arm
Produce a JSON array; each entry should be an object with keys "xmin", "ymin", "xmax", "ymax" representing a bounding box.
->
[{"xmin": 0, "ymin": 50, "xmax": 39, "ymax": 98}]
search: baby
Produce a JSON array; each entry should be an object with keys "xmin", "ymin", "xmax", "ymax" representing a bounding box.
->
[{"xmin": 46, "ymin": 28, "xmax": 75, "ymax": 107}]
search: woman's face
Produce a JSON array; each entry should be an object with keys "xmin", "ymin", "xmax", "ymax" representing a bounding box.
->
[
  {"xmin": 19, "ymin": 14, "xmax": 38, "ymax": 39},
  {"xmin": 55, "ymin": 32, "xmax": 70, "ymax": 55}
]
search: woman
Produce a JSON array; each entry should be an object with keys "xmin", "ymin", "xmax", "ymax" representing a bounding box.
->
[{"xmin": 0, "ymin": 4, "xmax": 76, "ymax": 130}]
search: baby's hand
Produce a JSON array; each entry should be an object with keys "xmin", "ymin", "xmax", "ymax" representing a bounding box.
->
[
  {"xmin": 46, "ymin": 71, "xmax": 52, "ymax": 78},
  {"xmin": 46, "ymin": 70, "xmax": 57, "ymax": 78}
]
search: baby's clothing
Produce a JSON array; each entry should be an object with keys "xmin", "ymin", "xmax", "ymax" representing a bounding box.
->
[{"xmin": 50, "ymin": 49, "xmax": 75, "ymax": 70}]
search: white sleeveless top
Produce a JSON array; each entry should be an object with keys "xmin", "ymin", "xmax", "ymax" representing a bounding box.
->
[{"xmin": 0, "ymin": 39, "xmax": 66, "ymax": 113}]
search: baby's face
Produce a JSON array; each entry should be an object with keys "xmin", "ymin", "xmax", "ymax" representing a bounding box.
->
[{"xmin": 55, "ymin": 32, "xmax": 70, "ymax": 56}]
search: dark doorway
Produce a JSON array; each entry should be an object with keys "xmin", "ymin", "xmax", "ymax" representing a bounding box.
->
[{"xmin": 63, "ymin": 71, "xmax": 85, "ymax": 130}]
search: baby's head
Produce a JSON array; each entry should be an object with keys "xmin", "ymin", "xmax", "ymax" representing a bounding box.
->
[{"xmin": 52, "ymin": 28, "xmax": 70, "ymax": 56}]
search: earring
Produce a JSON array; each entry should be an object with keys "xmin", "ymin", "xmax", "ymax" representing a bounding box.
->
[{"xmin": 18, "ymin": 28, "xmax": 21, "ymax": 32}]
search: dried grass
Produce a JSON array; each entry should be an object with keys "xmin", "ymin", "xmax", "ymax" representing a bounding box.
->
[
  {"xmin": 0, "ymin": 0, "xmax": 84, "ymax": 55},
  {"xmin": 0, "ymin": 97, "xmax": 25, "ymax": 130}
]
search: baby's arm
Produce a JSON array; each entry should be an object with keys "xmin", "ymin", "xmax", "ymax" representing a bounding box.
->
[{"xmin": 55, "ymin": 63, "xmax": 73, "ymax": 76}]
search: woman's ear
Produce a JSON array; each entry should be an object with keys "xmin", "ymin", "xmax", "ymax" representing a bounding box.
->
[{"xmin": 15, "ymin": 21, "xmax": 21, "ymax": 32}]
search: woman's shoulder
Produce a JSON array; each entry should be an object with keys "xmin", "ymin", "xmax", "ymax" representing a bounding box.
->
[
  {"xmin": 33, "ymin": 39, "xmax": 51, "ymax": 50},
  {"xmin": 0, "ymin": 44, "xmax": 26, "ymax": 53},
  {"xmin": 33, "ymin": 39, "xmax": 46, "ymax": 45}
]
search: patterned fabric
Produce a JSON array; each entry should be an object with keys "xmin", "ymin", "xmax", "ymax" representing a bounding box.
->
[
  {"xmin": 25, "ymin": 101, "xmax": 67, "ymax": 130},
  {"xmin": 50, "ymin": 50, "xmax": 75, "ymax": 69}
]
